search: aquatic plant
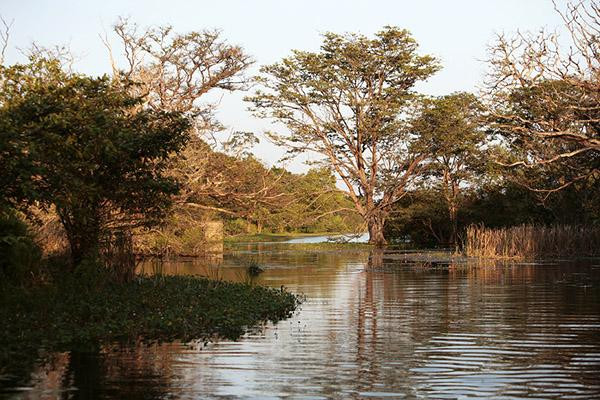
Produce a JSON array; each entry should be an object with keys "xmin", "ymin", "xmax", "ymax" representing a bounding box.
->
[
  {"xmin": 464, "ymin": 224, "xmax": 600, "ymax": 259},
  {"xmin": 0, "ymin": 270, "xmax": 300, "ymax": 384},
  {"xmin": 246, "ymin": 261, "xmax": 265, "ymax": 277}
]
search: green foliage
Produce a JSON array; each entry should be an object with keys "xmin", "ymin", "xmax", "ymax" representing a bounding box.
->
[
  {"xmin": 0, "ymin": 58, "xmax": 190, "ymax": 264},
  {"xmin": 136, "ymin": 209, "xmax": 216, "ymax": 256},
  {"xmin": 491, "ymin": 79, "xmax": 599, "ymax": 189},
  {"xmin": 173, "ymin": 139, "xmax": 361, "ymax": 238},
  {"xmin": 224, "ymin": 218, "xmax": 257, "ymax": 236},
  {"xmin": 385, "ymin": 189, "xmax": 452, "ymax": 247},
  {"xmin": 0, "ymin": 270, "xmax": 300, "ymax": 382},
  {"xmin": 248, "ymin": 26, "xmax": 440, "ymax": 245},
  {"xmin": 412, "ymin": 92, "xmax": 485, "ymax": 173},
  {"xmin": 0, "ymin": 209, "xmax": 42, "ymax": 284},
  {"xmin": 410, "ymin": 92, "xmax": 486, "ymax": 244},
  {"xmin": 384, "ymin": 179, "xmax": 593, "ymax": 248}
]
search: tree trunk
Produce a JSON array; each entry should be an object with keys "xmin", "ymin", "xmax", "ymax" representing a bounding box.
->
[
  {"xmin": 66, "ymin": 226, "xmax": 100, "ymax": 267},
  {"xmin": 367, "ymin": 213, "xmax": 387, "ymax": 247},
  {"xmin": 58, "ymin": 207, "xmax": 101, "ymax": 267},
  {"xmin": 449, "ymin": 205, "xmax": 458, "ymax": 246}
]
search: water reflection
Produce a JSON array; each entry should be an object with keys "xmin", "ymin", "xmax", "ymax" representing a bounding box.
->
[{"xmin": 4, "ymin": 248, "xmax": 600, "ymax": 399}]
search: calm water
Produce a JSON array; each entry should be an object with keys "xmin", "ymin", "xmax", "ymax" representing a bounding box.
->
[{"xmin": 3, "ymin": 244, "xmax": 600, "ymax": 399}]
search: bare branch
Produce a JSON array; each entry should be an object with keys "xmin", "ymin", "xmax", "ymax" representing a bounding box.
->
[
  {"xmin": 0, "ymin": 15, "xmax": 14, "ymax": 65},
  {"xmin": 485, "ymin": 0, "xmax": 600, "ymax": 191}
]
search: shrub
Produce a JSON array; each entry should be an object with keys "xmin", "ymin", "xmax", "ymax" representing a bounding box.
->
[{"xmin": 0, "ymin": 210, "xmax": 42, "ymax": 284}]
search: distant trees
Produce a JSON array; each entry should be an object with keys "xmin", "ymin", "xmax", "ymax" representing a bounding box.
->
[
  {"xmin": 169, "ymin": 139, "xmax": 360, "ymax": 236},
  {"xmin": 411, "ymin": 92, "xmax": 486, "ymax": 244},
  {"xmin": 0, "ymin": 58, "xmax": 190, "ymax": 265},
  {"xmin": 248, "ymin": 27, "xmax": 439, "ymax": 246}
]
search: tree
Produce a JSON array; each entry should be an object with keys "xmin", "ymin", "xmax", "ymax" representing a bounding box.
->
[
  {"xmin": 411, "ymin": 92, "xmax": 486, "ymax": 244},
  {"xmin": 104, "ymin": 19, "xmax": 267, "ymax": 230},
  {"xmin": 486, "ymin": 0, "xmax": 600, "ymax": 192},
  {"xmin": 248, "ymin": 27, "xmax": 440, "ymax": 246},
  {"xmin": 104, "ymin": 18, "xmax": 252, "ymax": 135},
  {"xmin": 0, "ymin": 58, "xmax": 190, "ymax": 265},
  {"xmin": 0, "ymin": 15, "xmax": 12, "ymax": 65}
]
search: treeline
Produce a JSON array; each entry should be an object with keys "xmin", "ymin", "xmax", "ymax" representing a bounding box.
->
[
  {"xmin": 245, "ymin": 2, "xmax": 599, "ymax": 248},
  {"xmin": 385, "ymin": 178, "xmax": 600, "ymax": 248},
  {"xmin": 2, "ymin": 0, "xmax": 600, "ymax": 280},
  {"xmin": 0, "ymin": 19, "xmax": 363, "ymax": 278},
  {"xmin": 170, "ymin": 139, "xmax": 361, "ymax": 236},
  {"xmin": 0, "ymin": 20, "xmax": 307, "ymax": 376},
  {"xmin": 138, "ymin": 139, "xmax": 362, "ymax": 255}
]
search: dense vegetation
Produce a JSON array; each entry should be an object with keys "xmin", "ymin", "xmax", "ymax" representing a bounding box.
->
[
  {"xmin": 0, "ymin": 26, "xmax": 305, "ymax": 384},
  {"xmin": 3, "ymin": 4, "xmax": 598, "ymax": 256},
  {"xmin": 384, "ymin": 179, "xmax": 600, "ymax": 248},
  {"xmin": 0, "ymin": 264, "xmax": 299, "ymax": 383},
  {"xmin": 166, "ymin": 139, "xmax": 363, "ymax": 237}
]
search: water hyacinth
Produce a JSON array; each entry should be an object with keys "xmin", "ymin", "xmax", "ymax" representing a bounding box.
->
[{"xmin": 0, "ymin": 272, "xmax": 300, "ymax": 384}]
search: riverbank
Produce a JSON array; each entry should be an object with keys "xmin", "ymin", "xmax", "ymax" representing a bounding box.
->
[{"xmin": 0, "ymin": 267, "xmax": 300, "ymax": 384}]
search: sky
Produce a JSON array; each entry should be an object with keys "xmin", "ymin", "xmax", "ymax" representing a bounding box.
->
[{"xmin": 1, "ymin": 0, "xmax": 566, "ymax": 172}]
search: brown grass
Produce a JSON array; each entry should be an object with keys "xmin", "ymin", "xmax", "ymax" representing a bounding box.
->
[
  {"xmin": 464, "ymin": 224, "xmax": 600, "ymax": 260},
  {"xmin": 29, "ymin": 206, "xmax": 68, "ymax": 255}
]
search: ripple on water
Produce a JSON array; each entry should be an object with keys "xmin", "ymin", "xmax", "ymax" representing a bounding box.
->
[{"xmin": 3, "ymin": 250, "xmax": 600, "ymax": 399}]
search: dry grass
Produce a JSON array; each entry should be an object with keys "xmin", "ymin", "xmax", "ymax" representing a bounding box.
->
[
  {"xmin": 464, "ymin": 224, "xmax": 600, "ymax": 260},
  {"xmin": 29, "ymin": 207, "xmax": 68, "ymax": 255}
]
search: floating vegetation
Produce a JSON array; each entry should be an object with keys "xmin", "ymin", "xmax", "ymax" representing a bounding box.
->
[{"xmin": 0, "ymin": 271, "xmax": 300, "ymax": 383}]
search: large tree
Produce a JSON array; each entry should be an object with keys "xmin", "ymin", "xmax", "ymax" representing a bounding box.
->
[
  {"xmin": 0, "ymin": 58, "xmax": 190, "ymax": 265},
  {"xmin": 487, "ymin": 1, "xmax": 600, "ymax": 192},
  {"xmin": 104, "ymin": 20, "xmax": 282, "ymax": 225},
  {"xmin": 105, "ymin": 18, "xmax": 253, "ymax": 135},
  {"xmin": 248, "ymin": 27, "xmax": 439, "ymax": 245}
]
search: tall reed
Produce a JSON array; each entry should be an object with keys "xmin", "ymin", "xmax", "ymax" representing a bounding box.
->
[{"xmin": 464, "ymin": 224, "xmax": 600, "ymax": 260}]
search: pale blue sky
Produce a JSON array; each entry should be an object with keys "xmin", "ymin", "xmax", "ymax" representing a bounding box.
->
[{"xmin": 1, "ymin": 0, "xmax": 564, "ymax": 171}]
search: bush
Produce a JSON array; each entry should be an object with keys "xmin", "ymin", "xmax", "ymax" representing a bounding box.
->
[{"xmin": 0, "ymin": 210, "xmax": 42, "ymax": 284}]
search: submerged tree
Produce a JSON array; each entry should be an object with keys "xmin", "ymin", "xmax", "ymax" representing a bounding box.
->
[
  {"xmin": 248, "ymin": 27, "xmax": 439, "ymax": 245},
  {"xmin": 0, "ymin": 58, "xmax": 190, "ymax": 265}
]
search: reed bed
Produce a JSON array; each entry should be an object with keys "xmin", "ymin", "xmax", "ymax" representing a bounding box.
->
[{"xmin": 464, "ymin": 224, "xmax": 600, "ymax": 260}]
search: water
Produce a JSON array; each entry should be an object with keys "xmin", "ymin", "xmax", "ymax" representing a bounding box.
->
[
  {"xmin": 284, "ymin": 233, "xmax": 369, "ymax": 244},
  {"xmin": 3, "ymin": 244, "xmax": 600, "ymax": 399}
]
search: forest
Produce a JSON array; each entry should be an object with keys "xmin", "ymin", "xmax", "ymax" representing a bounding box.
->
[{"xmin": 0, "ymin": 1, "xmax": 599, "ymax": 393}]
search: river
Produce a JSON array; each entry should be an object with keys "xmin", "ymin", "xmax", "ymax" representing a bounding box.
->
[{"xmin": 3, "ymin": 239, "xmax": 600, "ymax": 399}]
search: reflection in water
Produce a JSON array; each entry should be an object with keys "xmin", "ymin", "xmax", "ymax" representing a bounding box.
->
[{"xmin": 3, "ymin": 246, "xmax": 600, "ymax": 399}]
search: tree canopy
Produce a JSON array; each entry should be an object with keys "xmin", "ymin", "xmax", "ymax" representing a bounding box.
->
[
  {"xmin": 248, "ymin": 26, "xmax": 440, "ymax": 245},
  {"xmin": 0, "ymin": 58, "xmax": 190, "ymax": 264},
  {"xmin": 410, "ymin": 92, "xmax": 486, "ymax": 244},
  {"xmin": 487, "ymin": 1, "xmax": 600, "ymax": 192}
]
